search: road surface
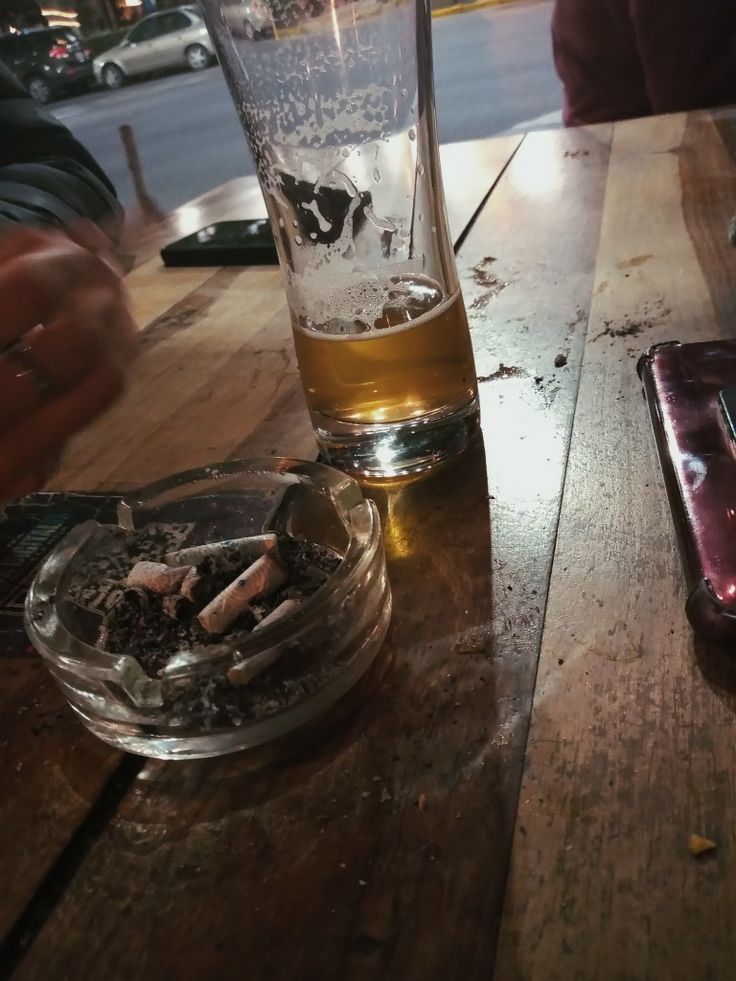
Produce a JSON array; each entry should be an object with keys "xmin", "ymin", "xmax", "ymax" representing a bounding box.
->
[{"xmin": 52, "ymin": 0, "xmax": 561, "ymax": 212}]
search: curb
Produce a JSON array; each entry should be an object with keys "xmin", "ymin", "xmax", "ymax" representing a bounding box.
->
[
  {"xmin": 432, "ymin": 0, "xmax": 524, "ymax": 18},
  {"xmin": 273, "ymin": 0, "xmax": 523, "ymax": 36}
]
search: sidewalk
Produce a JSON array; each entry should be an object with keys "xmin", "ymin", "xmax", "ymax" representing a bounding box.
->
[{"xmin": 432, "ymin": 0, "xmax": 529, "ymax": 19}]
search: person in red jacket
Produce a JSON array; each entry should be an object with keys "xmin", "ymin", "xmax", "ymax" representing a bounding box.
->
[{"xmin": 552, "ymin": 0, "xmax": 736, "ymax": 126}]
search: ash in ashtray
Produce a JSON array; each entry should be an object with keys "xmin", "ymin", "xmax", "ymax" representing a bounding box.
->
[{"xmin": 98, "ymin": 532, "xmax": 344, "ymax": 727}]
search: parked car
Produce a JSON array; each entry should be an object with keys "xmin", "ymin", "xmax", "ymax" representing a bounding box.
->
[
  {"xmin": 94, "ymin": 7, "xmax": 215, "ymax": 90},
  {"xmin": 223, "ymin": 0, "xmax": 273, "ymax": 40},
  {"xmin": 222, "ymin": 0, "xmax": 324, "ymax": 38},
  {"xmin": 0, "ymin": 27, "xmax": 94, "ymax": 103}
]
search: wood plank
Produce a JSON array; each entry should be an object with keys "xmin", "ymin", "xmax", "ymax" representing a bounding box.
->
[
  {"xmin": 495, "ymin": 111, "xmax": 736, "ymax": 980},
  {"xmin": 125, "ymin": 259, "xmax": 218, "ymax": 333},
  {"xmin": 0, "ymin": 659, "xmax": 120, "ymax": 941},
  {"xmin": 15, "ymin": 124, "xmax": 612, "ymax": 981},
  {"xmin": 441, "ymin": 136, "xmax": 522, "ymax": 242},
  {"xmin": 54, "ymin": 267, "xmax": 292, "ymax": 491}
]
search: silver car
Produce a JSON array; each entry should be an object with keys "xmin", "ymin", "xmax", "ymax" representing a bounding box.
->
[
  {"xmin": 94, "ymin": 7, "xmax": 215, "ymax": 90},
  {"xmin": 222, "ymin": 0, "xmax": 273, "ymax": 40}
]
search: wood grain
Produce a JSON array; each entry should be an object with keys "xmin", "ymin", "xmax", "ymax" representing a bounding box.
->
[
  {"xmin": 54, "ymin": 267, "xmax": 293, "ymax": 490},
  {"xmin": 0, "ymin": 660, "xmax": 120, "ymax": 941},
  {"xmin": 15, "ymin": 125, "xmax": 612, "ymax": 981},
  {"xmin": 495, "ymin": 112, "xmax": 736, "ymax": 981},
  {"xmin": 125, "ymin": 259, "xmax": 217, "ymax": 332}
]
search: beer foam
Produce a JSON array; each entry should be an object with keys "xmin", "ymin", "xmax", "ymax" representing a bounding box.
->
[
  {"xmin": 287, "ymin": 258, "xmax": 413, "ymax": 324},
  {"xmin": 293, "ymin": 287, "xmax": 459, "ymax": 341}
]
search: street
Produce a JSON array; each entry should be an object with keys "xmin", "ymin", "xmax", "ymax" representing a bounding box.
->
[{"xmin": 52, "ymin": 0, "xmax": 561, "ymax": 213}]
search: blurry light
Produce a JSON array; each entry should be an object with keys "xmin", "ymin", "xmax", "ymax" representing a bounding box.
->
[
  {"xmin": 330, "ymin": 1, "xmax": 342, "ymax": 57},
  {"xmin": 479, "ymin": 379, "xmax": 562, "ymax": 505},
  {"xmin": 375, "ymin": 439, "xmax": 399, "ymax": 468},
  {"xmin": 383, "ymin": 512, "xmax": 411, "ymax": 560},
  {"xmin": 508, "ymin": 137, "xmax": 563, "ymax": 197},
  {"xmin": 682, "ymin": 454, "xmax": 707, "ymax": 490},
  {"xmin": 175, "ymin": 205, "xmax": 205, "ymax": 236}
]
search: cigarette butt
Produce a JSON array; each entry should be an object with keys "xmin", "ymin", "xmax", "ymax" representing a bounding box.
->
[
  {"xmin": 163, "ymin": 534, "xmax": 278, "ymax": 569},
  {"xmin": 252, "ymin": 598, "xmax": 300, "ymax": 633},
  {"xmin": 198, "ymin": 553, "xmax": 287, "ymax": 634},
  {"xmin": 226, "ymin": 601, "xmax": 300, "ymax": 686},
  {"xmin": 125, "ymin": 561, "xmax": 190, "ymax": 594},
  {"xmin": 227, "ymin": 647, "xmax": 282, "ymax": 687},
  {"xmin": 180, "ymin": 565, "xmax": 199, "ymax": 601}
]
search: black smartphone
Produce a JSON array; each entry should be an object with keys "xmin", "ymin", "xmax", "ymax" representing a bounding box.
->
[
  {"xmin": 160, "ymin": 220, "xmax": 278, "ymax": 267},
  {"xmin": 638, "ymin": 340, "xmax": 736, "ymax": 647}
]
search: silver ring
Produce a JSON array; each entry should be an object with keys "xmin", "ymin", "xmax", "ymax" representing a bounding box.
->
[{"xmin": 3, "ymin": 343, "xmax": 55, "ymax": 398}]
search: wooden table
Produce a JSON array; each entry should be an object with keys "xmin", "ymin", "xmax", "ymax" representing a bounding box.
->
[{"xmin": 2, "ymin": 114, "xmax": 736, "ymax": 981}]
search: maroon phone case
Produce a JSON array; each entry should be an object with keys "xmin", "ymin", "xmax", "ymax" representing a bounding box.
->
[{"xmin": 638, "ymin": 340, "xmax": 736, "ymax": 648}]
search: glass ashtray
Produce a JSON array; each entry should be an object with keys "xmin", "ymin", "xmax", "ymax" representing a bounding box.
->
[{"xmin": 25, "ymin": 459, "xmax": 391, "ymax": 759}]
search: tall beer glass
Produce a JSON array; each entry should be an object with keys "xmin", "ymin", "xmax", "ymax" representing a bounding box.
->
[{"xmin": 199, "ymin": 0, "xmax": 479, "ymax": 479}]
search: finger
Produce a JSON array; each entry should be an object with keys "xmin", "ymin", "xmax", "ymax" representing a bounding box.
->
[
  {"xmin": 1, "ymin": 448, "xmax": 61, "ymax": 501},
  {"xmin": 17, "ymin": 320, "xmax": 104, "ymax": 394},
  {"xmin": 48, "ymin": 297, "xmax": 139, "ymax": 368},
  {"xmin": 65, "ymin": 222, "xmax": 125, "ymax": 278},
  {"xmin": 0, "ymin": 360, "xmax": 124, "ymax": 490},
  {"xmin": 11, "ymin": 288, "xmax": 137, "ymax": 397},
  {"xmin": 0, "ymin": 300, "xmax": 134, "ymax": 436},
  {"xmin": 0, "ymin": 226, "xmax": 52, "ymax": 265},
  {"xmin": 64, "ymin": 220, "xmax": 110, "ymax": 254},
  {"xmin": 112, "ymin": 306, "xmax": 139, "ymax": 364},
  {"xmin": 41, "ymin": 448, "xmax": 63, "ymax": 481},
  {"xmin": 0, "ymin": 223, "xmax": 123, "ymax": 283},
  {"xmin": 0, "ymin": 349, "xmax": 47, "ymax": 433},
  {"xmin": 0, "ymin": 242, "xmax": 120, "ymax": 350}
]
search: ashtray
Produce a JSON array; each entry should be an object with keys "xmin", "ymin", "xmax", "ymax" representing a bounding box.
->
[{"xmin": 25, "ymin": 459, "xmax": 391, "ymax": 759}]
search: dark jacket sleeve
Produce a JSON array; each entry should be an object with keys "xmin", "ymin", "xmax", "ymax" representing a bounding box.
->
[{"xmin": 0, "ymin": 61, "xmax": 122, "ymax": 235}]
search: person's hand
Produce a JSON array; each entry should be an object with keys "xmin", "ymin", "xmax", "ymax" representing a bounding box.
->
[{"xmin": 0, "ymin": 225, "xmax": 136, "ymax": 503}]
